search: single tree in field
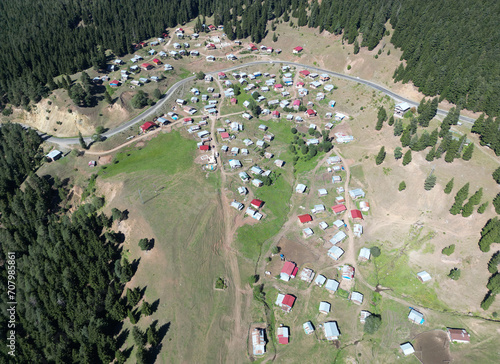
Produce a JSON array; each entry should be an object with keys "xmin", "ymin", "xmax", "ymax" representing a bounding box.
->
[
  {"xmin": 104, "ymin": 89, "xmax": 112, "ymax": 104},
  {"xmin": 140, "ymin": 301, "xmax": 153, "ymax": 316},
  {"xmin": 424, "ymin": 173, "xmax": 437, "ymax": 190},
  {"xmin": 394, "ymin": 147, "xmax": 403, "ymax": 160},
  {"xmin": 402, "ymin": 150, "xmax": 412, "ymax": 166},
  {"xmin": 375, "ymin": 107, "xmax": 387, "ymax": 130},
  {"xmin": 444, "ymin": 178, "xmax": 454, "ymax": 194},
  {"xmin": 138, "ymin": 238, "xmax": 151, "ymax": 251},
  {"xmin": 364, "ymin": 314, "xmax": 382, "ymax": 334},
  {"xmin": 399, "ymin": 181, "xmax": 406, "ymax": 191},
  {"xmin": 448, "ymin": 268, "xmax": 461, "ymax": 280},
  {"xmin": 375, "ymin": 146, "xmax": 386, "ymax": 165}
]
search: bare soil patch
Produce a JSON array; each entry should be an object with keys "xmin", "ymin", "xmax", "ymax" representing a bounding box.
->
[
  {"xmin": 413, "ymin": 330, "xmax": 451, "ymax": 364},
  {"xmin": 98, "ymin": 155, "xmax": 112, "ymax": 165}
]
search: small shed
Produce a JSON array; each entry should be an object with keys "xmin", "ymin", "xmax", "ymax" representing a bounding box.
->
[
  {"xmin": 296, "ymin": 184, "xmax": 307, "ymax": 193},
  {"xmin": 303, "ymin": 321, "xmax": 315, "ymax": 335},
  {"xmin": 400, "ymin": 343, "xmax": 415, "ymax": 356},
  {"xmin": 358, "ymin": 248, "xmax": 371, "ymax": 261},
  {"xmin": 319, "ymin": 301, "xmax": 331, "ymax": 314},
  {"xmin": 318, "ymin": 188, "xmax": 328, "ymax": 196},
  {"xmin": 277, "ymin": 326, "xmax": 289, "ymax": 345},
  {"xmin": 315, "ymin": 274, "xmax": 326, "ymax": 286},
  {"xmin": 327, "ymin": 246, "xmax": 344, "ymax": 260},
  {"xmin": 323, "ymin": 322, "xmax": 340, "ymax": 340},
  {"xmin": 319, "ymin": 221, "xmax": 329, "ymax": 230},
  {"xmin": 46, "ymin": 150, "xmax": 63, "ymax": 162},
  {"xmin": 325, "ymin": 279, "xmax": 339, "ymax": 293},
  {"xmin": 408, "ymin": 309, "xmax": 424, "ymax": 325},
  {"xmin": 417, "ymin": 271, "xmax": 432, "ymax": 283},
  {"xmin": 303, "ymin": 228, "xmax": 314, "ymax": 238},
  {"xmin": 350, "ymin": 291, "xmax": 364, "ymax": 305}
]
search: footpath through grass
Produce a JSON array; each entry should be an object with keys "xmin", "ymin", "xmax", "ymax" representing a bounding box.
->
[{"xmin": 99, "ymin": 131, "xmax": 196, "ymax": 178}]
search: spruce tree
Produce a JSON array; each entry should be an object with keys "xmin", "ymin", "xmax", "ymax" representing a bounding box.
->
[
  {"xmin": 444, "ymin": 178, "xmax": 454, "ymax": 194},
  {"xmin": 424, "ymin": 173, "xmax": 437, "ymax": 190},
  {"xmin": 493, "ymin": 167, "xmax": 500, "ymax": 184},
  {"xmin": 394, "ymin": 147, "xmax": 403, "ymax": 160},
  {"xmin": 493, "ymin": 193, "xmax": 500, "ymax": 214},
  {"xmin": 461, "ymin": 141, "xmax": 473, "ymax": 161},
  {"xmin": 79, "ymin": 131, "xmax": 87, "ymax": 150},
  {"xmin": 104, "ymin": 90, "xmax": 112, "ymax": 104},
  {"xmin": 478, "ymin": 202, "xmax": 489, "ymax": 214},
  {"xmin": 400, "ymin": 127, "xmax": 411, "ymax": 147},
  {"xmin": 388, "ymin": 115, "xmax": 394, "ymax": 126},
  {"xmin": 393, "ymin": 120, "xmax": 403, "ymax": 136},
  {"xmin": 425, "ymin": 146, "xmax": 435, "ymax": 161},
  {"xmin": 375, "ymin": 146, "xmax": 386, "ymax": 165},
  {"xmin": 402, "ymin": 150, "xmax": 412, "ymax": 166}
]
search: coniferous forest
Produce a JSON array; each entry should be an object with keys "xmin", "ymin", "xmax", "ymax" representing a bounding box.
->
[
  {"xmin": 0, "ymin": 124, "xmax": 159, "ymax": 363},
  {"xmin": 0, "ymin": 0, "xmax": 498, "ymax": 117}
]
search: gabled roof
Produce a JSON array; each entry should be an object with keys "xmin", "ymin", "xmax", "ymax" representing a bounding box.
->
[
  {"xmin": 332, "ymin": 204, "xmax": 347, "ymax": 213},
  {"xmin": 282, "ymin": 294, "xmax": 295, "ymax": 308},
  {"xmin": 281, "ymin": 261, "xmax": 297, "ymax": 276},
  {"xmin": 351, "ymin": 209, "xmax": 363, "ymax": 219},
  {"xmin": 298, "ymin": 214, "xmax": 312, "ymax": 223},
  {"xmin": 140, "ymin": 121, "xmax": 156, "ymax": 131},
  {"xmin": 251, "ymin": 199, "xmax": 264, "ymax": 208}
]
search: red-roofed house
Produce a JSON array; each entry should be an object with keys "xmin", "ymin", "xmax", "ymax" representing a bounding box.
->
[
  {"xmin": 296, "ymin": 81, "xmax": 305, "ymax": 88},
  {"xmin": 298, "ymin": 214, "xmax": 313, "ymax": 224},
  {"xmin": 139, "ymin": 41, "xmax": 147, "ymax": 48},
  {"xmin": 277, "ymin": 326, "xmax": 289, "ymax": 345},
  {"xmin": 208, "ymin": 25, "xmax": 217, "ymax": 31},
  {"xmin": 183, "ymin": 117, "xmax": 193, "ymax": 123},
  {"xmin": 230, "ymin": 98, "xmax": 237, "ymax": 105},
  {"xmin": 274, "ymin": 83, "xmax": 283, "ymax": 90},
  {"xmin": 306, "ymin": 109, "xmax": 317, "ymax": 117},
  {"xmin": 152, "ymin": 58, "xmax": 161, "ymax": 65},
  {"xmin": 293, "ymin": 99, "xmax": 301, "ymax": 110},
  {"xmin": 272, "ymin": 110, "xmax": 280, "ymax": 118},
  {"xmin": 293, "ymin": 46, "xmax": 303, "ymax": 54},
  {"xmin": 140, "ymin": 121, "xmax": 156, "ymax": 133},
  {"xmin": 280, "ymin": 261, "xmax": 298, "ymax": 281},
  {"xmin": 220, "ymin": 132, "xmax": 230, "ymax": 140},
  {"xmin": 109, "ymin": 80, "xmax": 120, "ymax": 87},
  {"xmin": 447, "ymin": 328, "xmax": 471, "ymax": 343},
  {"xmin": 251, "ymin": 199, "xmax": 264, "ymax": 209},
  {"xmin": 218, "ymin": 72, "xmax": 227, "ymax": 79},
  {"xmin": 332, "ymin": 204, "xmax": 347, "ymax": 214},
  {"xmin": 276, "ymin": 294, "xmax": 296, "ymax": 312},
  {"xmin": 199, "ymin": 145, "xmax": 210, "ymax": 151},
  {"xmin": 351, "ymin": 209, "xmax": 363, "ymax": 220},
  {"xmin": 141, "ymin": 63, "xmax": 153, "ymax": 70},
  {"xmin": 299, "ymin": 70, "xmax": 311, "ymax": 78},
  {"xmin": 206, "ymin": 43, "xmax": 216, "ymax": 50}
]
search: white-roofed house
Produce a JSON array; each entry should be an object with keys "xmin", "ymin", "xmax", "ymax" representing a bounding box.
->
[
  {"xmin": 319, "ymin": 301, "xmax": 331, "ymax": 314},
  {"xmin": 395, "ymin": 102, "xmax": 411, "ymax": 117},
  {"xmin": 318, "ymin": 188, "xmax": 328, "ymax": 196},
  {"xmin": 328, "ymin": 246, "xmax": 344, "ymax": 260},
  {"xmin": 46, "ymin": 150, "xmax": 63, "ymax": 162},
  {"xmin": 315, "ymin": 274, "xmax": 326, "ymax": 286},
  {"xmin": 350, "ymin": 291, "xmax": 364, "ymax": 305},
  {"xmin": 360, "ymin": 311, "xmax": 371, "ymax": 323},
  {"xmin": 349, "ymin": 188, "xmax": 365, "ymax": 200},
  {"xmin": 228, "ymin": 159, "xmax": 242, "ymax": 169},
  {"xmin": 358, "ymin": 248, "xmax": 371, "ymax": 261},
  {"xmin": 417, "ymin": 271, "xmax": 432, "ymax": 283},
  {"xmin": 230, "ymin": 200, "xmax": 244, "ymax": 210},
  {"xmin": 296, "ymin": 184, "xmax": 307, "ymax": 193},
  {"xmin": 252, "ymin": 328, "xmax": 266, "ymax": 356},
  {"xmin": 312, "ymin": 204, "xmax": 325, "ymax": 214},
  {"xmin": 400, "ymin": 343, "xmax": 415, "ymax": 356},
  {"xmin": 239, "ymin": 171, "xmax": 250, "ymax": 182},
  {"xmin": 330, "ymin": 231, "xmax": 347, "ymax": 245},
  {"xmin": 353, "ymin": 224, "xmax": 363, "ymax": 237},
  {"xmin": 408, "ymin": 309, "xmax": 424, "ymax": 324},
  {"xmin": 303, "ymin": 228, "xmax": 314, "ymax": 238},
  {"xmin": 333, "ymin": 220, "xmax": 345, "ymax": 229},
  {"xmin": 323, "ymin": 321, "xmax": 340, "ymax": 340},
  {"xmin": 325, "ymin": 279, "xmax": 339, "ymax": 293},
  {"xmin": 319, "ymin": 221, "xmax": 329, "ymax": 230},
  {"xmin": 252, "ymin": 179, "xmax": 263, "ymax": 187},
  {"xmin": 303, "ymin": 321, "xmax": 315, "ymax": 335},
  {"xmin": 238, "ymin": 186, "xmax": 248, "ymax": 195}
]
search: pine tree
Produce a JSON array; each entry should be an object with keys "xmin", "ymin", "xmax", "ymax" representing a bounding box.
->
[
  {"xmin": 425, "ymin": 146, "xmax": 435, "ymax": 161},
  {"xmin": 417, "ymin": 97, "xmax": 426, "ymax": 114},
  {"xmin": 478, "ymin": 202, "xmax": 489, "ymax": 214},
  {"xmin": 424, "ymin": 173, "xmax": 437, "ymax": 190},
  {"xmin": 400, "ymin": 127, "xmax": 411, "ymax": 147},
  {"xmin": 394, "ymin": 147, "xmax": 403, "ymax": 160},
  {"xmin": 493, "ymin": 193, "xmax": 500, "ymax": 214},
  {"xmin": 272, "ymin": 32, "xmax": 278, "ymax": 42},
  {"xmin": 104, "ymin": 90, "xmax": 112, "ymax": 104},
  {"xmin": 353, "ymin": 40, "xmax": 360, "ymax": 54},
  {"xmin": 398, "ymin": 181, "xmax": 406, "ymax": 191},
  {"xmin": 402, "ymin": 150, "xmax": 412, "ymax": 166},
  {"xmin": 493, "ymin": 167, "xmax": 500, "ymax": 184},
  {"xmin": 140, "ymin": 301, "xmax": 152, "ymax": 316},
  {"xmin": 444, "ymin": 178, "xmax": 454, "ymax": 194},
  {"xmin": 375, "ymin": 146, "xmax": 386, "ymax": 165},
  {"xmin": 429, "ymin": 129, "xmax": 439, "ymax": 147},
  {"xmin": 393, "ymin": 120, "xmax": 403, "ymax": 136},
  {"xmin": 79, "ymin": 132, "xmax": 87, "ymax": 150},
  {"xmin": 388, "ymin": 115, "xmax": 394, "ymax": 126}
]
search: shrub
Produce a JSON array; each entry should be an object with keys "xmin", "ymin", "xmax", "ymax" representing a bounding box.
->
[
  {"xmin": 398, "ymin": 181, "xmax": 406, "ymax": 191},
  {"xmin": 448, "ymin": 268, "xmax": 461, "ymax": 280},
  {"xmin": 364, "ymin": 314, "xmax": 382, "ymax": 334},
  {"xmin": 215, "ymin": 277, "xmax": 227, "ymax": 289},
  {"xmin": 371, "ymin": 246, "xmax": 381, "ymax": 257},
  {"xmin": 442, "ymin": 244, "xmax": 455, "ymax": 256}
]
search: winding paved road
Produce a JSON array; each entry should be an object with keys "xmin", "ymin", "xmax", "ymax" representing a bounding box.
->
[{"xmin": 46, "ymin": 59, "xmax": 477, "ymax": 147}]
